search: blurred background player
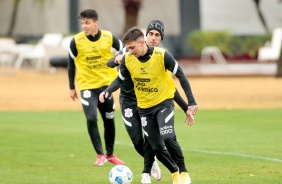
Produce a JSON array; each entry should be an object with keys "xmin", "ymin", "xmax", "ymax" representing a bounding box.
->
[{"xmin": 67, "ymin": 9, "xmax": 124, "ymax": 167}]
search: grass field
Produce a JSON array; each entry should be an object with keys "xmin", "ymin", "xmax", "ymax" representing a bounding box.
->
[{"xmin": 1, "ymin": 109, "xmax": 282, "ymax": 184}]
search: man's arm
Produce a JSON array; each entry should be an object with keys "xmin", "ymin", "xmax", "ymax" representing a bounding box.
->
[
  {"xmin": 100, "ymin": 56, "xmax": 129, "ymax": 102},
  {"xmin": 112, "ymin": 35, "xmax": 124, "ymax": 52},
  {"xmin": 174, "ymin": 89, "xmax": 188, "ymax": 112},
  {"xmin": 68, "ymin": 37, "xmax": 78, "ymax": 101},
  {"xmin": 107, "ymin": 51, "xmax": 123, "ymax": 68},
  {"xmin": 107, "ymin": 47, "xmax": 127, "ymax": 68},
  {"xmin": 164, "ymin": 51, "xmax": 198, "ymax": 120},
  {"xmin": 164, "ymin": 51, "xmax": 197, "ymax": 106},
  {"xmin": 107, "ymin": 57, "xmax": 119, "ymax": 68},
  {"xmin": 68, "ymin": 37, "xmax": 77, "ymax": 90}
]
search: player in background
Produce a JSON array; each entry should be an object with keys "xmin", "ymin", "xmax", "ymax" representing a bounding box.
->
[
  {"xmin": 67, "ymin": 9, "xmax": 124, "ymax": 167},
  {"xmin": 102, "ymin": 26, "xmax": 198, "ymax": 184}
]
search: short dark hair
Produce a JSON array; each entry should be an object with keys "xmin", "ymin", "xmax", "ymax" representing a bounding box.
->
[
  {"xmin": 122, "ymin": 27, "xmax": 144, "ymax": 44},
  {"xmin": 79, "ymin": 9, "xmax": 98, "ymax": 20}
]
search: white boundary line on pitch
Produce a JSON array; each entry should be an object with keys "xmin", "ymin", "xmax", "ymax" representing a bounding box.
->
[{"xmin": 116, "ymin": 141, "xmax": 282, "ymax": 163}]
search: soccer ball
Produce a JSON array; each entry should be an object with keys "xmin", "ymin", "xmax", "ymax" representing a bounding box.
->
[{"xmin": 109, "ymin": 165, "xmax": 133, "ymax": 184}]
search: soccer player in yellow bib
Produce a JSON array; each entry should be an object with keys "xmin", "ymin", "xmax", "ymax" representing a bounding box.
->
[
  {"xmin": 67, "ymin": 9, "xmax": 125, "ymax": 167},
  {"xmin": 100, "ymin": 27, "xmax": 197, "ymax": 184},
  {"xmin": 107, "ymin": 20, "xmax": 197, "ymax": 184}
]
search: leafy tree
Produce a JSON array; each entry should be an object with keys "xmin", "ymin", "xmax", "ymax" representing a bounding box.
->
[
  {"xmin": 252, "ymin": 0, "xmax": 282, "ymax": 77},
  {"xmin": 276, "ymin": 0, "xmax": 282, "ymax": 77},
  {"xmin": 6, "ymin": 0, "xmax": 20, "ymax": 37},
  {"xmin": 252, "ymin": 0, "xmax": 270, "ymax": 34},
  {"xmin": 122, "ymin": 0, "xmax": 142, "ymax": 34},
  {"xmin": 276, "ymin": 46, "xmax": 282, "ymax": 77}
]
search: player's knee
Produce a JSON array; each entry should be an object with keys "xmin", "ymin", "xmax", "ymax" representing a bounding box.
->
[
  {"xmin": 86, "ymin": 116, "xmax": 97, "ymax": 123},
  {"xmin": 162, "ymin": 134, "xmax": 175, "ymax": 143},
  {"xmin": 132, "ymin": 137, "xmax": 143, "ymax": 146},
  {"xmin": 152, "ymin": 144, "xmax": 166, "ymax": 153},
  {"xmin": 133, "ymin": 144, "xmax": 144, "ymax": 156}
]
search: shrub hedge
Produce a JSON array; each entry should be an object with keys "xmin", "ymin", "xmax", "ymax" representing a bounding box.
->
[{"xmin": 186, "ymin": 30, "xmax": 271, "ymax": 60}]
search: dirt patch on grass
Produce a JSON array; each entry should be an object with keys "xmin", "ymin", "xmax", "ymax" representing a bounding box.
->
[{"xmin": 1, "ymin": 68, "xmax": 282, "ymax": 111}]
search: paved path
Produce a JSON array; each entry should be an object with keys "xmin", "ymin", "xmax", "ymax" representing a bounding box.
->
[{"xmin": 179, "ymin": 62, "xmax": 277, "ymax": 76}]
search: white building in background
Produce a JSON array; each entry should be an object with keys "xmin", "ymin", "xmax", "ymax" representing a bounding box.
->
[
  {"xmin": 200, "ymin": 0, "xmax": 282, "ymax": 35},
  {"xmin": 0, "ymin": 0, "xmax": 281, "ymax": 37},
  {"xmin": 0, "ymin": 0, "xmax": 281, "ymax": 59},
  {"xmin": 0, "ymin": 0, "xmax": 180, "ymax": 37}
]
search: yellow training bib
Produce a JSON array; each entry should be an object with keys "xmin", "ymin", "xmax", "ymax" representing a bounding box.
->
[
  {"xmin": 125, "ymin": 47, "xmax": 175, "ymax": 108},
  {"xmin": 74, "ymin": 31, "xmax": 118, "ymax": 90}
]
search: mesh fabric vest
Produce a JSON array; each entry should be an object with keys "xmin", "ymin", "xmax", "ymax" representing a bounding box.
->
[
  {"xmin": 125, "ymin": 47, "xmax": 175, "ymax": 108},
  {"xmin": 74, "ymin": 31, "xmax": 118, "ymax": 90}
]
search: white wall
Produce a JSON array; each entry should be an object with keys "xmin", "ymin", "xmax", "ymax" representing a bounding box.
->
[
  {"xmin": 79, "ymin": 0, "xmax": 124, "ymax": 35},
  {"xmin": 0, "ymin": 0, "xmax": 281, "ymax": 37},
  {"xmin": 138, "ymin": 0, "xmax": 180, "ymax": 35},
  {"xmin": 0, "ymin": 0, "xmax": 69, "ymax": 36},
  {"xmin": 200, "ymin": 0, "xmax": 282, "ymax": 35},
  {"xmin": 79, "ymin": 0, "xmax": 180, "ymax": 36},
  {"xmin": 0, "ymin": 0, "xmax": 180, "ymax": 37}
]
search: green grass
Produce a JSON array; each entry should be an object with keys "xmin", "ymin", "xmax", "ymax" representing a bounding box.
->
[{"xmin": 0, "ymin": 109, "xmax": 282, "ymax": 183}]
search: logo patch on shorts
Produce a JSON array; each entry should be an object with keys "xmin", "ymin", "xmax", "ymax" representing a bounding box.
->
[
  {"xmin": 124, "ymin": 108, "xmax": 133, "ymax": 118},
  {"xmin": 83, "ymin": 90, "xmax": 91, "ymax": 98},
  {"xmin": 105, "ymin": 111, "xmax": 114, "ymax": 119},
  {"xmin": 141, "ymin": 117, "xmax": 147, "ymax": 127},
  {"xmin": 160, "ymin": 125, "xmax": 173, "ymax": 135}
]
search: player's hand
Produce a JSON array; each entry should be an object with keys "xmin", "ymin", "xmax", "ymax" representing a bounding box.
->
[
  {"xmin": 99, "ymin": 91, "xmax": 109, "ymax": 103},
  {"xmin": 188, "ymin": 105, "xmax": 198, "ymax": 115},
  {"xmin": 184, "ymin": 109, "xmax": 195, "ymax": 126},
  {"xmin": 115, "ymin": 54, "xmax": 123, "ymax": 65},
  {"xmin": 70, "ymin": 89, "xmax": 78, "ymax": 101}
]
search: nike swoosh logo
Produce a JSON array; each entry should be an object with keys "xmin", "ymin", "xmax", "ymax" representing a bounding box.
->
[{"xmin": 161, "ymin": 108, "xmax": 167, "ymax": 113}]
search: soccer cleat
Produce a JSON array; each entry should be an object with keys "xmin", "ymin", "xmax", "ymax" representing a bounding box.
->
[
  {"xmin": 94, "ymin": 154, "xmax": 107, "ymax": 166},
  {"xmin": 180, "ymin": 172, "xmax": 192, "ymax": 184},
  {"xmin": 141, "ymin": 173, "xmax": 151, "ymax": 184},
  {"xmin": 172, "ymin": 171, "xmax": 181, "ymax": 184},
  {"xmin": 106, "ymin": 154, "xmax": 125, "ymax": 165},
  {"xmin": 151, "ymin": 160, "xmax": 162, "ymax": 180}
]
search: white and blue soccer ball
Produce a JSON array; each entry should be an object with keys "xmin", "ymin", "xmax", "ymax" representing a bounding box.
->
[{"xmin": 109, "ymin": 165, "xmax": 133, "ymax": 184}]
